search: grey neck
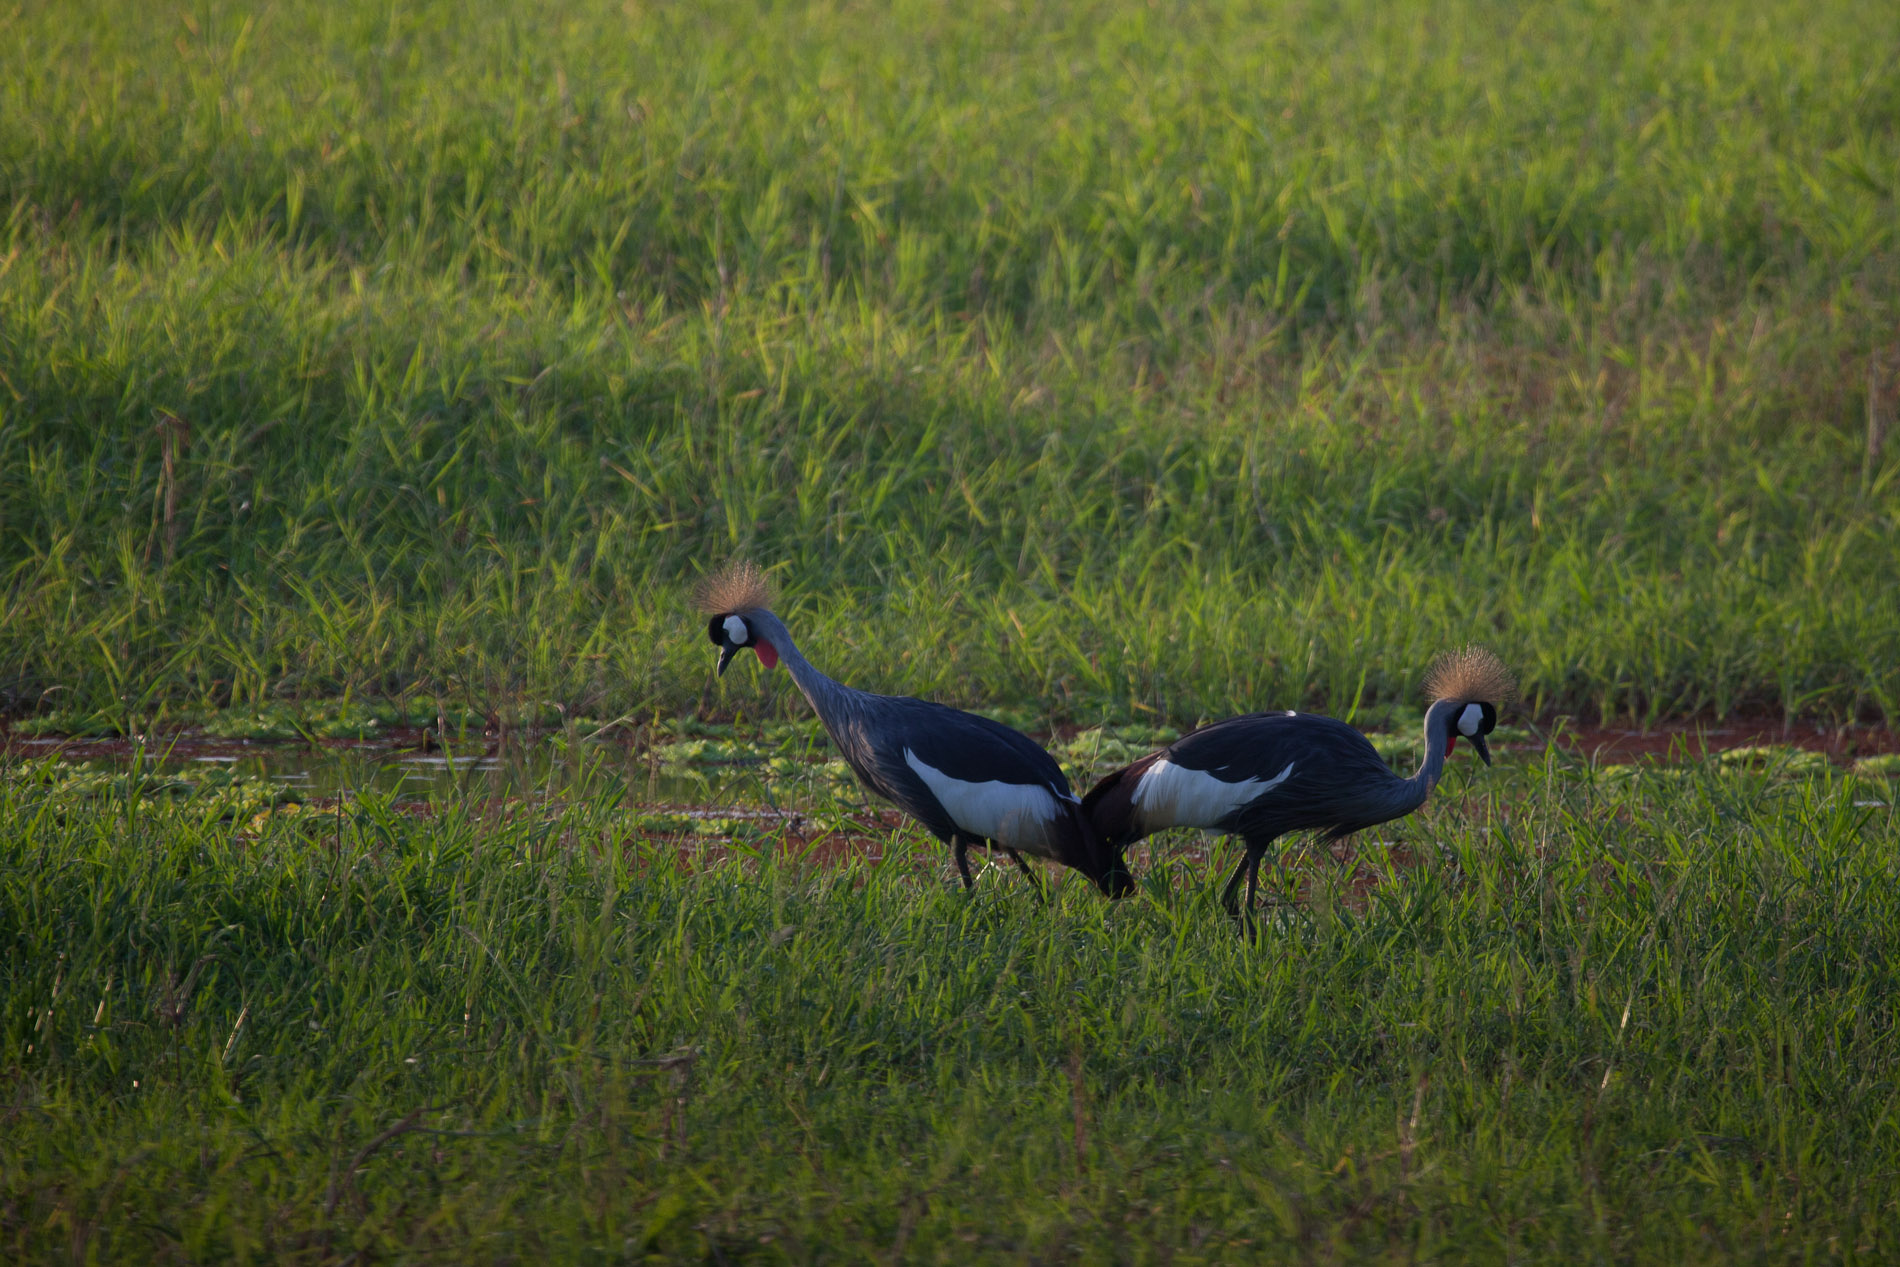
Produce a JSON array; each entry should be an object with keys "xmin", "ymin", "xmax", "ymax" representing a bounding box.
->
[
  {"xmin": 1408, "ymin": 699, "xmax": 1458, "ymax": 793},
  {"xmin": 1369, "ymin": 699, "xmax": 1458, "ymax": 821},
  {"xmin": 744, "ymin": 608, "xmax": 866, "ymax": 738}
]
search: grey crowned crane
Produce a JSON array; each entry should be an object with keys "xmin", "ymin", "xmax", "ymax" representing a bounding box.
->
[
  {"xmin": 1082, "ymin": 648, "xmax": 1514, "ymax": 917},
  {"xmin": 697, "ymin": 563, "xmax": 1134, "ymax": 898}
]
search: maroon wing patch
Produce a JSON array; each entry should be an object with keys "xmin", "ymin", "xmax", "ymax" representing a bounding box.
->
[{"xmin": 1080, "ymin": 751, "xmax": 1165, "ymax": 848}]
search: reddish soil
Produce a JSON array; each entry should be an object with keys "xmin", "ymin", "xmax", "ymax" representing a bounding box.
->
[
  {"xmin": 1529, "ymin": 718, "xmax": 1900, "ymax": 763},
  {"xmin": 10, "ymin": 717, "xmax": 1897, "ymax": 767}
]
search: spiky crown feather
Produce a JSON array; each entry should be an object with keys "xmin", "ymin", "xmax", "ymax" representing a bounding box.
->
[
  {"xmin": 1424, "ymin": 645, "xmax": 1516, "ymax": 707},
  {"xmin": 692, "ymin": 560, "xmax": 776, "ymax": 614}
]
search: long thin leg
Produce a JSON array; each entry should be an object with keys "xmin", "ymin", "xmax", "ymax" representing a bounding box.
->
[
  {"xmin": 1219, "ymin": 849, "xmax": 1256, "ymax": 917},
  {"xmin": 1245, "ymin": 851, "xmax": 1264, "ymax": 913},
  {"xmin": 1006, "ymin": 848, "xmax": 1048, "ymax": 900},
  {"xmin": 952, "ymin": 836, "xmax": 975, "ymax": 891}
]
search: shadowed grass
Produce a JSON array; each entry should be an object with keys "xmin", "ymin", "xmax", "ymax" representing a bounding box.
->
[
  {"xmin": 2, "ymin": 0, "xmax": 1898, "ymax": 729},
  {"xmin": 3, "ymin": 755, "xmax": 1899, "ymax": 1260}
]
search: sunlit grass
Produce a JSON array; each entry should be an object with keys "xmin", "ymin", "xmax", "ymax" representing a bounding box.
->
[{"xmin": 2, "ymin": 0, "xmax": 1897, "ymax": 731}]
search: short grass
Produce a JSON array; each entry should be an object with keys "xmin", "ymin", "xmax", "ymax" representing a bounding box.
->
[
  {"xmin": 4, "ymin": 0, "xmax": 1899, "ymax": 730},
  {"xmin": 5, "ymin": 752, "xmax": 1900, "ymax": 1261}
]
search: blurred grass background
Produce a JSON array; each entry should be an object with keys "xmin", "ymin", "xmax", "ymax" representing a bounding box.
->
[{"xmin": 2, "ymin": 0, "xmax": 1897, "ymax": 727}]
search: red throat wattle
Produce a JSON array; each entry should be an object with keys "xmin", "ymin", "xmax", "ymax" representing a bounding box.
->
[
  {"xmin": 1445, "ymin": 735, "xmax": 1457, "ymax": 758},
  {"xmin": 753, "ymin": 638, "xmax": 779, "ymax": 669}
]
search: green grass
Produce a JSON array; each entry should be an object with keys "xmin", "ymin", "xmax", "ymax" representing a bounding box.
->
[
  {"xmin": 5, "ymin": 5, "xmax": 1900, "ymax": 1252},
  {"xmin": 5, "ymin": 753, "xmax": 1900, "ymax": 1261},
  {"xmin": 3, "ymin": 4, "xmax": 1900, "ymax": 1261},
  {"xmin": 2, "ymin": 0, "xmax": 1898, "ymax": 730}
]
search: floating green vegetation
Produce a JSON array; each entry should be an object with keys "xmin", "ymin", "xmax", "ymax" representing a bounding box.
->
[
  {"xmin": 648, "ymin": 738, "xmax": 762, "ymax": 766},
  {"xmin": 1053, "ymin": 725, "xmax": 1182, "ymax": 765},
  {"xmin": 201, "ymin": 704, "xmax": 382, "ymax": 742},
  {"xmin": 10, "ymin": 711, "xmax": 134, "ymax": 739},
  {"xmin": 2, "ymin": 757, "xmax": 300, "ymax": 820},
  {"xmin": 625, "ymin": 810, "xmax": 701, "ymax": 835},
  {"xmin": 1717, "ymin": 745, "xmax": 1833, "ymax": 775},
  {"xmin": 12, "ymin": 701, "xmax": 502, "ymax": 743}
]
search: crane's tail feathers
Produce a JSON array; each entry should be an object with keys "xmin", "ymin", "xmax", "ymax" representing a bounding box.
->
[
  {"xmin": 1424, "ymin": 645, "xmax": 1517, "ymax": 707},
  {"xmin": 692, "ymin": 560, "xmax": 776, "ymax": 614}
]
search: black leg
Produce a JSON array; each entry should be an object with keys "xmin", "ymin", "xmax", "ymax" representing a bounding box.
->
[
  {"xmin": 1245, "ymin": 851, "xmax": 1264, "ymax": 913},
  {"xmin": 953, "ymin": 836, "xmax": 975, "ymax": 891},
  {"xmin": 1219, "ymin": 850, "xmax": 1254, "ymax": 918},
  {"xmin": 1006, "ymin": 848, "xmax": 1048, "ymax": 900}
]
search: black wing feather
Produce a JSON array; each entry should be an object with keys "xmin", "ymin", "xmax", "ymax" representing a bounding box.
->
[
  {"xmin": 883, "ymin": 698, "xmax": 1073, "ymax": 794},
  {"xmin": 1177, "ymin": 712, "xmax": 1402, "ymax": 838},
  {"xmin": 1085, "ymin": 711, "xmax": 1404, "ymax": 846},
  {"xmin": 1164, "ymin": 712, "xmax": 1387, "ymax": 784}
]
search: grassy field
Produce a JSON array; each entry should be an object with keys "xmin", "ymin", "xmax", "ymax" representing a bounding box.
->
[
  {"xmin": 6, "ymin": 1, "xmax": 1900, "ymax": 1260},
  {"xmin": 2, "ymin": 0, "xmax": 1897, "ymax": 730},
  {"xmin": 4, "ymin": 751, "xmax": 1899, "ymax": 1262}
]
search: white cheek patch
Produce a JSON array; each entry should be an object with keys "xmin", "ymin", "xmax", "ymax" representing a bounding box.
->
[
  {"xmin": 1457, "ymin": 704, "xmax": 1485, "ymax": 737},
  {"xmin": 722, "ymin": 615, "xmax": 749, "ymax": 645},
  {"xmin": 903, "ymin": 750, "xmax": 1061, "ymax": 855},
  {"xmin": 1131, "ymin": 758, "xmax": 1295, "ymax": 832}
]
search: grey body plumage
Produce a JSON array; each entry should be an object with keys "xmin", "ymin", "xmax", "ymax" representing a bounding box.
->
[
  {"xmin": 1083, "ymin": 651, "xmax": 1512, "ymax": 917},
  {"xmin": 701, "ymin": 581, "xmax": 1133, "ymax": 898}
]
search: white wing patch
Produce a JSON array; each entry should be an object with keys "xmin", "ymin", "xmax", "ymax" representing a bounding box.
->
[
  {"xmin": 1457, "ymin": 703, "xmax": 1484, "ymax": 736},
  {"xmin": 1131, "ymin": 758, "xmax": 1295, "ymax": 831},
  {"xmin": 903, "ymin": 749, "xmax": 1060, "ymax": 854}
]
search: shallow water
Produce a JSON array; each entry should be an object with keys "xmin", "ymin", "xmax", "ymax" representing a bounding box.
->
[
  {"xmin": 2, "ymin": 731, "xmax": 781, "ymax": 807},
  {"xmin": 5, "ymin": 715, "xmax": 1895, "ymax": 812}
]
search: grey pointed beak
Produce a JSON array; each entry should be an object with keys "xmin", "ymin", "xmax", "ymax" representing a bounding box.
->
[
  {"xmin": 1471, "ymin": 733, "xmax": 1493, "ymax": 767},
  {"xmin": 716, "ymin": 644, "xmax": 738, "ymax": 677}
]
